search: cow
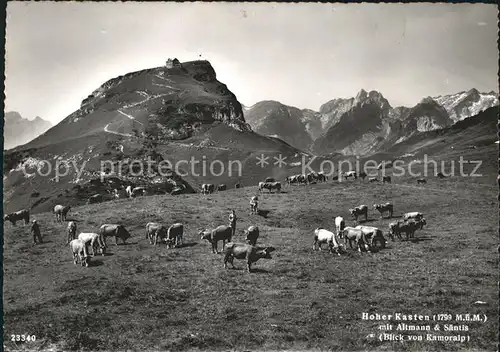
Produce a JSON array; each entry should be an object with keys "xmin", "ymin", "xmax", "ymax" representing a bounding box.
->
[
  {"xmin": 223, "ymin": 243, "xmax": 275, "ymax": 273},
  {"xmin": 343, "ymin": 171, "xmax": 357, "ymax": 180},
  {"xmin": 54, "ymin": 205, "xmax": 71, "ymax": 222},
  {"xmin": 100, "ymin": 224, "xmax": 131, "ymax": 246},
  {"xmin": 78, "ymin": 232, "xmax": 106, "ymax": 256},
  {"xmin": 199, "ymin": 225, "xmax": 232, "ymax": 254},
  {"xmin": 201, "ymin": 184, "xmax": 215, "ymax": 194},
  {"xmin": 244, "ymin": 225, "xmax": 260, "ymax": 246},
  {"xmin": 125, "ymin": 185, "xmax": 133, "ymax": 198},
  {"xmin": 382, "ymin": 176, "xmax": 392, "ymax": 183},
  {"xmin": 349, "ymin": 205, "xmax": 368, "ymax": 222},
  {"xmin": 397, "ymin": 220, "xmax": 423, "ymax": 240},
  {"xmin": 373, "ymin": 202, "xmax": 393, "ymax": 219},
  {"xmin": 437, "ymin": 172, "xmax": 446, "ymax": 179},
  {"xmin": 87, "ymin": 194, "xmax": 103, "ymax": 204},
  {"xmin": 417, "ymin": 178, "xmax": 427, "ymax": 184},
  {"xmin": 359, "ymin": 171, "xmax": 367, "ymax": 180},
  {"xmin": 334, "ymin": 216, "xmax": 345, "ymax": 235},
  {"xmin": 368, "ymin": 177, "xmax": 379, "ymax": 183},
  {"xmin": 250, "ymin": 196, "xmax": 259, "ymax": 215},
  {"xmin": 131, "ymin": 187, "xmax": 146, "ymax": 197},
  {"xmin": 259, "ymin": 181, "xmax": 281, "ymax": 193},
  {"xmin": 312, "ymin": 228, "xmax": 343, "ymax": 255},
  {"xmin": 235, "ymin": 182, "xmax": 241, "ymax": 189},
  {"xmin": 298, "ymin": 174, "xmax": 307, "ymax": 185},
  {"xmin": 388, "ymin": 221, "xmax": 404, "ymax": 241},
  {"xmin": 340, "ymin": 227, "xmax": 371, "ymax": 253},
  {"xmin": 69, "ymin": 239, "xmax": 89, "ymax": 267},
  {"xmin": 114, "ymin": 188, "xmax": 128, "ymax": 199},
  {"xmin": 264, "ymin": 177, "xmax": 275, "ymax": 183},
  {"xmin": 217, "ymin": 184, "xmax": 227, "ymax": 192},
  {"xmin": 67, "ymin": 221, "xmax": 77, "ymax": 244},
  {"xmin": 355, "ymin": 225, "xmax": 387, "ymax": 249},
  {"xmin": 4, "ymin": 209, "xmax": 30, "ymax": 226},
  {"xmin": 403, "ymin": 212, "xmax": 424, "ymax": 221},
  {"xmin": 146, "ymin": 222, "xmax": 168, "ymax": 246},
  {"xmin": 166, "ymin": 223, "xmax": 184, "ymax": 248},
  {"xmin": 317, "ymin": 172, "xmax": 327, "ymax": 182},
  {"xmin": 170, "ymin": 187, "xmax": 184, "ymax": 195}
]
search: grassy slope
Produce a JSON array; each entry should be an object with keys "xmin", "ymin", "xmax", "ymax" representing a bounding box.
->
[{"xmin": 3, "ymin": 169, "xmax": 498, "ymax": 351}]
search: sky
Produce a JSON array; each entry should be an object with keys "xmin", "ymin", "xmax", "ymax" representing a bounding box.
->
[{"xmin": 5, "ymin": 2, "xmax": 498, "ymax": 124}]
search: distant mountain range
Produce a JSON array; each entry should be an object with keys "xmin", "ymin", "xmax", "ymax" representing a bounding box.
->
[
  {"xmin": 3, "ymin": 112, "xmax": 52, "ymax": 150},
  {"xmin": 243, "ymin": 88, "xmax": 498, "ymax": 155}
]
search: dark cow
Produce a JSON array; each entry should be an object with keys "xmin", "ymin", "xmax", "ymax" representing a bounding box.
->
[
  {"xmin": 235, "ymin": 182, "xmax": 241, "ymax": 189},
  {"xmin": 4, "ymin": 209, "xmax": 30, "ymax": 226},
  {"xmin": 244, "ymin": 225, "xmax": 260, "ymax": 246},
  {"xmin": 223, "ymin": 243, "xmax": 275, "ymax": 273},
  {"xmin": 201, "ymin": 184, "xmax": 215, "ymax": 194},
  {"xmin": 417, "ymin": 178, "xmax": 427, "ymax": 184},
  {"xmin": 87, "ymin": 194, "xmax": 103, "ymax": 204},
  {"xmin": 349, "ymin": 205, "xmax": 368, "ymax": 222},
  {"xmin": 382, "ymin": 176, "xmax": 392, "ymax": 183},
  {"xmin": 359, "ymin": 172, "xmax": 367, "ymax": 180},
  {"xmin": 259, "ymin": 181, "xmax": 281, "ymax": 193},
  {"xmin": 100, "ymin": 224, "xmax": 131, "ymax": 246},
  {"xmin": 373, "ymin": 202, "xmax": 393, "ymax": 218},
  {"xmin": 199, "ymin": 225, "xmax": 232, "ymax": 254},
  {"xmin": 217, "ymin": 184, "xmax": 227, "ymax": 192}
]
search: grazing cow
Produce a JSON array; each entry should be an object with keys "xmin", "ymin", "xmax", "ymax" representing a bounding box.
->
[
  {"xmin": 244, "ymin": 225, "xmax": 260, "ymax": 246},
  {"xmin": 359, "ymin": 172, "xmax": 367, "ymax": 180},
  {"xmin": 343, "ymin": 171, "xmax": 357, "ymax": 180},
  {"xmin": 199, "ymin": 225, "xmax": 232, "ymax": 254},
  {"xmin": 217, "ymin": 184, "xmax": 227, "ymax": 192},
  {"xmin": 223, "ymin": 243, "xmax": 275, "ymax": 273},
  {"xmin": 250, "ymin": 196, "xmax": 259, "ymax": 215},
  {"xmin": 312, "ymin": 228, "xmax": 343, "ymax": 255},
  {"xmin": 166, "ymin": 223, "xmax": 184, "ymax": 248},
  {"xmin": 437, "ymin": 172, "xmax": 446, "ymax": 179},
  {"xmin": 4, "ymin": 209, "xmax": 30, "ymax": 226},
  {"xmin": 334, "ymin": 216, "xmax": 345, "ymax": 235},
  {"xmin": 131, "ymin": 187, "xmax": 146, "ymax": 197},
  {"xmin": 349, "ymin": 205, "xmax": 368, "ymax": 222},
  {"xmin": 54, "ymin": 204, "xmax": 71, "ymax": 222},
  {"xmin": 373, "ymin": 202, "xmax": 393, "ymax": 219},
  {"xmin": 146, "ymin": 222, "xmax": 167, "ymax": 245},
  {"xmin": 69, "ymin": 239, "xmax": 89, "ymax": 267},
  {"xmin": 397, "ymin": 220, "xmax": 421, "ymax": 240},
  {"xmin": 259, "ymin": 181, "xmax": 281, "ymax": 193},
  {"xmin": 67, "ymin": 221, "xmax": 77, "ymax": 244},
  {"xmin": 100, "ymin": 224, "xmax": 131, "ymax": 246},
  {"xmin": 78, "ymin": 232, "xmax": 106, "ymax": 256},
  {"xmin": 265, "ymin": 177, "xmax": 275, "ymax": 183},
  {"xmin": 355, "ymin": 225, "xmax": 387, "ymax": 249},
  {"xmin": 368, "ymin": 177, "xmax": 379, "ymax": 183},
  {"xmin": 382, "ymin": 176, "xmax": 392, "ymax": 183},
  {"xmin": 340, "ymin": 227, "xmax": 371, "ymax": 253},
  {"xmin": 417, "ymin": 178, "xmax": 427, "ymax": 184},
  {"xmin": 201, "ymin": 183, "xmax": 215, "ymax": 194},
  {"xmin": 403, "ymin": 212, "xmax": 424, "ymax": 221},
  {"xmin": 125, "ymin": 185, "xmax": 133, "ymax": 198},
  {"xmin": 87, "ymin": 194, "xmax": 103, "ymax": 204}
]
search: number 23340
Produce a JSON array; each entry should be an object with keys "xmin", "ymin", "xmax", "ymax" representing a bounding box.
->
[{"xmin": 11, "ymin": 335, "xmax": 36, "ymax": 342}]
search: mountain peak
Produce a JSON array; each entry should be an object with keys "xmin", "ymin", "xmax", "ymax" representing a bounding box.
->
[{"xmin": 355, "ymin": 89, "xmax": 368, "ymax": 101}]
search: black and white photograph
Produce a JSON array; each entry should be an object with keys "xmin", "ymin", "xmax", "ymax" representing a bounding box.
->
[{"xmin": 2, "ymin": 1, "xmax": 499, "ymax": 351}]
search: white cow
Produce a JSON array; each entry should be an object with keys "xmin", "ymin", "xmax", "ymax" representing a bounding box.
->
[
  {"xmin": 403, "ymin": 212, "xmax": 424, "ymax": 221},
  {"xmin": 312, "ymin": 228, "xmax": 343, "ymax": 256},
  {"xmin": 78, "ymin": 232, "xmax": 106, "ymax": 256},
  {"xmin": 125, "ymin": 185, "xmax": 133, "ymax": 198},
  {"xmin": 334, "ymin": 216, "xmax": 345, "ymax": 235},
  {"xmin": 69, "ymin": 239, "xmax": 89, "ymax": 267}
]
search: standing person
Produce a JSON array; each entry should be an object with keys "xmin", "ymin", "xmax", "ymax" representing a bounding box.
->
[
  {"xmin": 229, "ymin": 210, "xmax": 237, "ymax": 238},
  {"xmin": 31, "ymin": 220, "xmax": 43, "ymax": 244},
  {"xmin": 250, "ymin": 196, "xmax": 259, "ymax": 215}
]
